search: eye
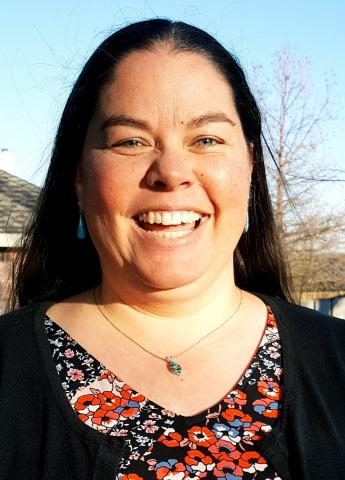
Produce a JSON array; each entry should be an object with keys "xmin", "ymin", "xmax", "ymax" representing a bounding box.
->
[
  {"xmin": 195, "ymin": 137, "xmax": 221, "ymax": 147},
  {"xmin": 112, "ymin": 138, "xmax": 143, "ymax": 148}
]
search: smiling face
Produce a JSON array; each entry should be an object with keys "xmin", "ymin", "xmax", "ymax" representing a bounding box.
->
[{"xmin": 76, "ymin": 47, "xmax": 252, "ymax": 294}]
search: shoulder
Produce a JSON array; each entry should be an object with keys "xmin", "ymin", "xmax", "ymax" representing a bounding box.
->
[
  {"xmin": 256, "ymin": 293, "xmax": 345, "ymax": 350},
  {"xmin": 256, "ymin": 292, "xmax": 344, "ymax": 325},
  {"xmin": 270, "ymin": 295, "xmax": 343, "ymax": 326},
  {"xmin": 0, "ymin": 302, "xmax": 50, "ymax": 325},
  {"xmin": 0, "ymin": 302, "xmax": 54, "ymax": 343},
  {"xmin": 0, "ymin": 303, "xmax": 37, "ymax": 324}
]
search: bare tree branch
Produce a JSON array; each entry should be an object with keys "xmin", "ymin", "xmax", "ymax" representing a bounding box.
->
[{"xmin": 253, "ymin": 47, "xmax": 345, "ymax": 299}]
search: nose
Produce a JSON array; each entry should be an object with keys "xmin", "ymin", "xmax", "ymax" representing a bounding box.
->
[{"xmin": 145, "ymin": 150, "xmax": 195, "ymax": 191}]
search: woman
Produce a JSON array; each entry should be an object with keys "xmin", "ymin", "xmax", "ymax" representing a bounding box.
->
[{"xmin": 1, "ymin": 19, "xmax": 344, "ymax": 480}]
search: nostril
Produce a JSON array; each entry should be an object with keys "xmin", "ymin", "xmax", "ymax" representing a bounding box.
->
[
  {"xmin": 152, "ymin": 180, "xmax": 192, "ymax": 191},
  {"xmin": 145, "ymin": 161, "xmax": 194, "ymax": 191},
  {"xmin": 153, "ymin": 180, "xmax": 167, "ymax": 190}
]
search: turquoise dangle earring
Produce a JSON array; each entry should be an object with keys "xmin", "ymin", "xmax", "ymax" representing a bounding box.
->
[
  {"xmin": 77, "ymin": 212, "xmax": 86, "ymax": 240},
  {"xmin": 244, "ymin": 211, "xmax": 250, "ymax": 233}
]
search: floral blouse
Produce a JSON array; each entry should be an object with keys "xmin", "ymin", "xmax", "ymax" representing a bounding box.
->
[{"xmin": 44, "ymin": 306, "xmax": 282, "ymax": 479}]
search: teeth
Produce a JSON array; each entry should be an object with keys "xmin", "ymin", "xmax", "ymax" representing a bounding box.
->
[
  {"xmin": 162, "ymin": 212, "xmax": 171, "ymax": 226},
  {"xmin": 181, "ymin": 211, "xmax": 190, "ymax": 223},
  {"xmin": 171, "ymin": 212, "xmax": 181, "ymax": 225},
  {"xmin": 147, "ymin": 211, "xmax": 155, "ymax": 224},
  {"xmin": 147, "ymin": 228, "xmax": 194, "ymax": 238},
  {"xmin": 154, "ymin": 212, "xmax": 162, "ymax": 224},
  {"xmin": 138, "ymin": 210, "xmax": 203, "ymax": 225}
]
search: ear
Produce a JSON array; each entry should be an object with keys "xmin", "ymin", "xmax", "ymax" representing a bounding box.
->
[{"xmin": 75, "ymin": 163, "xmax": 84, "ymax": 210}]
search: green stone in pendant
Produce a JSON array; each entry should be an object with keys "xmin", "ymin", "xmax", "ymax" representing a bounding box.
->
[{"xmin": 166, "ymin": 357, "xmax": 182, "ymax": 375}]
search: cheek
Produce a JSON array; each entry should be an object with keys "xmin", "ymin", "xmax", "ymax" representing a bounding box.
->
[
  {"xmin": 80, "ymin": 155, "xmax": 139, "ymax": 214},
  {"xmin": 202, "ymin": 158, "xmax": 251, "ymax": 209}
]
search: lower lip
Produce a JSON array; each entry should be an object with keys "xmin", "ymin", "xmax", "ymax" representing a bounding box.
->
[{"xmin": 133, "ymin": 217, "xmax": 210, "ymax": 247}]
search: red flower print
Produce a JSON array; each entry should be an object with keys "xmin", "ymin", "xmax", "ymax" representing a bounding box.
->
[
  {"xmin": 253, "ymin": 398, "xmax": 279, "ymax": 418},
  {"xmin": 67, "ymin": 368, "xmax": 84, "ymax": 381},
  {"xmin": 86, "ymin": 389, "xmax": 140, "ymax": 420},
  {"xmin": 221, "ymin": 408, "xmax": 252, "ymax": 424},
  {"xmin": 155, "ymin": 460, "xmax": 186, "ymax": 479},
  {"xmin": 91, "ymin": 408, "xmax": 119, "ymax": 428},
  {"xmin": 188, "ymin": 426, "xmax": 217, "ymax": 447},
  {"xmin": 185, "ymin": 449, "xmax": 215, "ymax": 475},
  {"xmin": 224, "ymin": 389, "xmax": 247, "ymax": 406},
  {"xmin": 119, "ymin": 407, "xmax": 139, "ymax": 418},
  {"xmin": 120, "ymin": 474, "xmax": 143, "ymax": 480},
  {"xmin": 119, "ymin": 388, "xmax": 145, "ymax": 404},
  {"xmin": 119, "ymin": 388, "xmax": 132, "ymax": 401},
  {"xmin": 74, "ymin": 393, "xmax": 101, "ymax": 415},
  {"xmin": 88, "ymin": 388, "xmax": 139, "ymax": 420},
  {"xmin": 131, "ymin": 392, "xmax": 146, "ymax": 403},
  {"xmin": 98, "ymin": 369, "xmax": 116, "ymax": 382},
  {"xmin": 158, "ymin": 429, "xmax": 183, "ymax": 447},
  {"xmin": 78, "ymin": 413, "xmax": 89, "ymax": 423},
  {"xmin": 98, "ymin": 391, "xmax": 121, "ymax": 410},
  {"xmin": 238, "ymin": 451, "xmax": 267, "ymax": 473},
  {"xmin": 64, "ymin": 348, "xmax": 74, "ymax": 358},
  {"xmin": 243, "ymin": 421, "xmax": 271, "ymax": 442},
  {"xmin": 213, "ymin": 456, "xmax": 243, "ymax": 478},
  {"xmin": 267, "ymin": 307, "xmax": 276, "ymax": 326},
  {"xmin": 208, "ymin": 439, "xmax": 236, "ymax": 461},
  {"xmin": 257, "ymin": 381, "xmax": 281, "ymax": 400}
]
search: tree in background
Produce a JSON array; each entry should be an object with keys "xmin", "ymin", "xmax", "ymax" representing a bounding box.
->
[{"xmin": 253, "ymin": 48, "xmax": 345, "ymax": 301}]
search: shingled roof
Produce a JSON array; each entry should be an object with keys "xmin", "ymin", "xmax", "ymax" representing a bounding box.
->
[{"xmin": 0, "ymin": 169, "xmax": 40, "ymax": 247}]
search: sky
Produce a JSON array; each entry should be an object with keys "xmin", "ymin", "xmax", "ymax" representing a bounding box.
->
[{"xmin": 0, "ymin": 0, "xmax": 344, "ymax": 207}]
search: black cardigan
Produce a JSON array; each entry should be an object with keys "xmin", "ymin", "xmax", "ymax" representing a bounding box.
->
[{"xmin": 0, "ymin": 295, "xmax": 344, "ymax": 480}]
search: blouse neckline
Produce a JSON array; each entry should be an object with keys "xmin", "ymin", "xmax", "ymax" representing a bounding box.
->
[{"xmin": 32, "ymin": 294, "xmax": 291, "ymax": 455}]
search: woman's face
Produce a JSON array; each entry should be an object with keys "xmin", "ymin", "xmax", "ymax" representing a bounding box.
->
[{"xmin": 77, "ymin": 47, "xmax": 252, "ymax": 292}]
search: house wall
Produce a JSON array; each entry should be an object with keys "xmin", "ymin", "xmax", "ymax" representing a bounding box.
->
[
  {"xmin": 0, "ymin": 248, "xmax": 14, "ymax": 313},
  {"xmin": 301, "ymin": 296, "xmax": 345, "ymax": 320}
]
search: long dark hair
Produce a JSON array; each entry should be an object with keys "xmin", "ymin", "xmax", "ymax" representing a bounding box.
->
[{"xmin": 10, "ymin": 18, "xmax": 293, "ymax": 309}]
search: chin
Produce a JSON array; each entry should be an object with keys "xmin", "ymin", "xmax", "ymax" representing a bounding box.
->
[{"xmin": 133, "ymin": 264, "xmax": 209, "ymax": 292}]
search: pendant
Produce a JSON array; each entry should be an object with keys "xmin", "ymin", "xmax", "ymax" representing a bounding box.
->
[{"xmin": 166, "ymin": 357, "xmax": 182, "ymax": 375}]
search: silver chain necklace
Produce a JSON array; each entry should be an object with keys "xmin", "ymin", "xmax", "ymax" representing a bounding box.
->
[{"xmin": 93, "ymin": 287, "xmax": 243, "ymax": 375}]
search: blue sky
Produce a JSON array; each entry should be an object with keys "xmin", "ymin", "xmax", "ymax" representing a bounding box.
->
[{"xmin": 1, "ymin": 0, "xmax": 344, "ymax": 200}]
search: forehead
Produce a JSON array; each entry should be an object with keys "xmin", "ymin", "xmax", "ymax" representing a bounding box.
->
[{"xmin": 96, "ymin": 47, "xmax": 239, "ymax": 122}]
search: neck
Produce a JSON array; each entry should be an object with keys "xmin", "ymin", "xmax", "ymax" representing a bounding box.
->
[{"xmin": 96, "ymin": 265, "xmax": 242, "ymax": 341}]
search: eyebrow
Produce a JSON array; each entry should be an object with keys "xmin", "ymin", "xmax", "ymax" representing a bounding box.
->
[
  {"xmin": 100, "ymin": 114, "xmax": 150, "ymax": 131},
  {"xmin": 99, "ymin": 111, "xmax": 236, "ymax": 132},
  {"xmin": 186, "ymin": 112, "xmax": 236, "ymax": 128}
]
